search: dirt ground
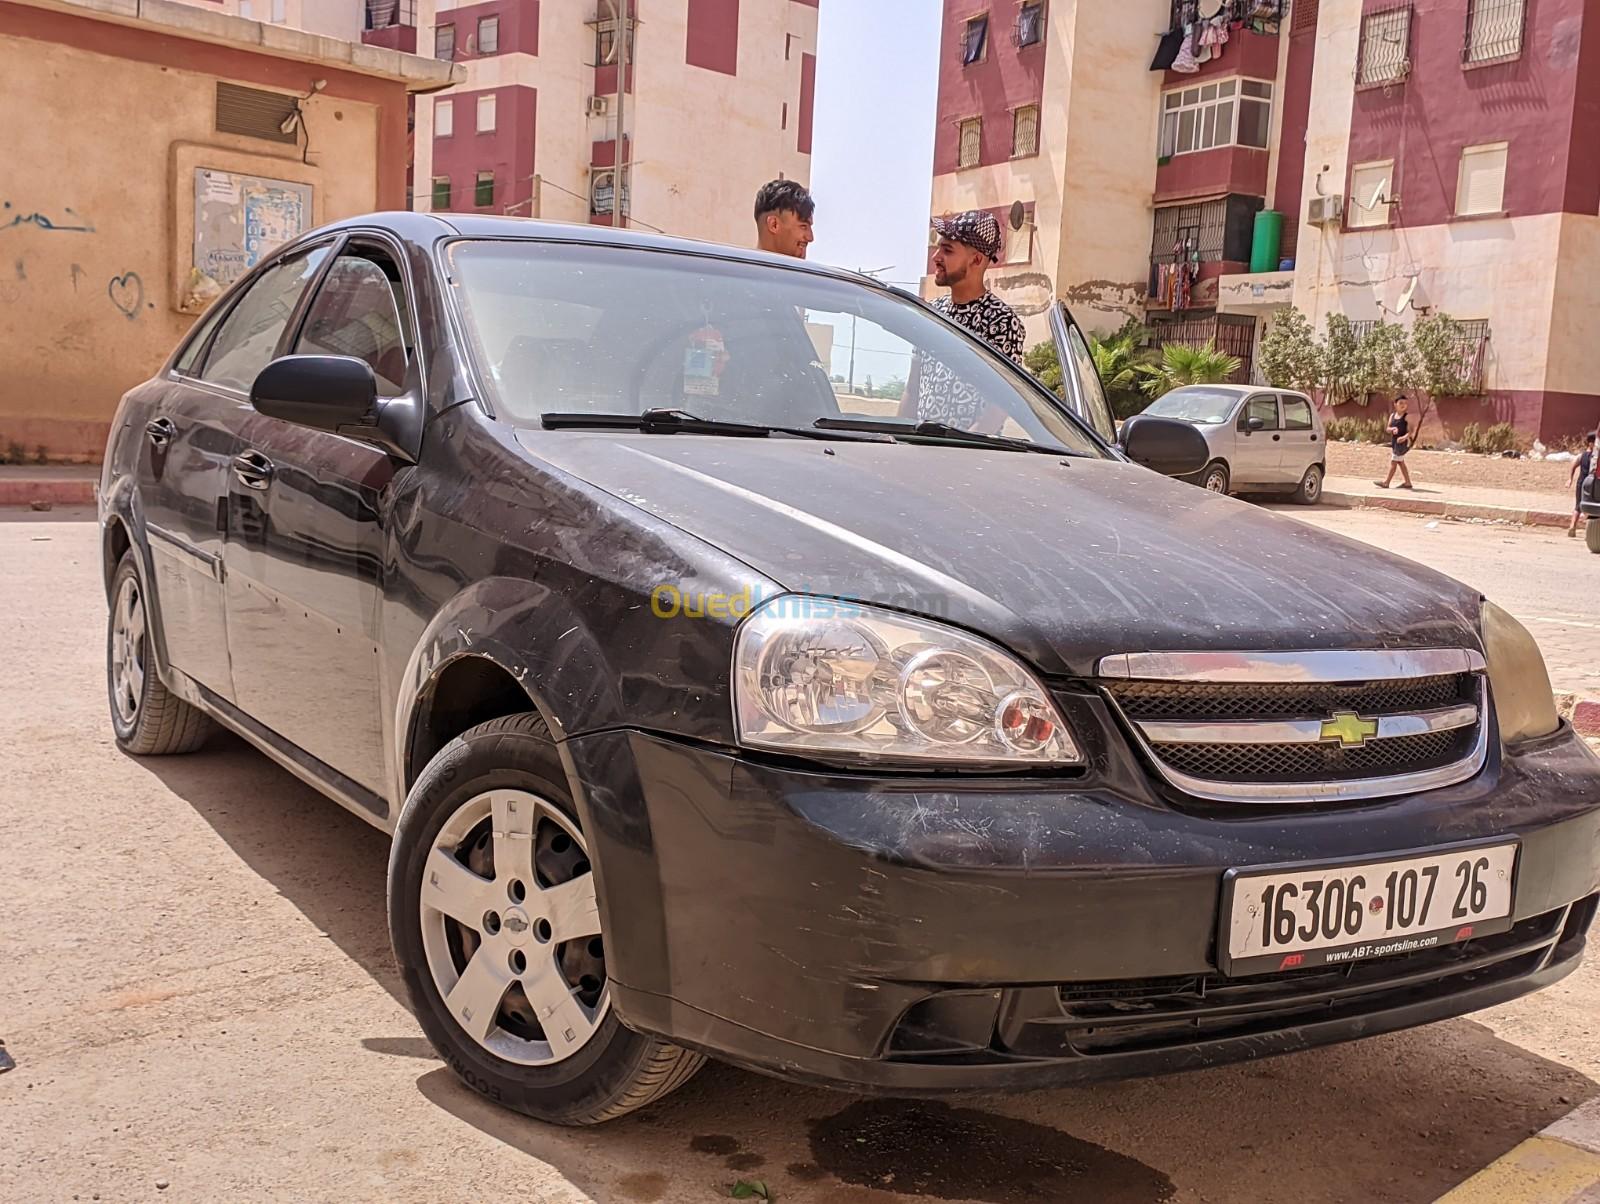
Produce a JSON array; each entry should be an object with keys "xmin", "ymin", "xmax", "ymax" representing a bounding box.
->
[
  {"xmin": 4, "ymin": 508, "xmax": 1600, "ymax": 1204},
  {"xmin": 1325, "ymin": 441, "xmax": 1580, "ymax": 497}
]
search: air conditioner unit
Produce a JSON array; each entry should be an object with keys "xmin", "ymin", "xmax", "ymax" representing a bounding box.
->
[
  {"xmin": 1307, "ymin": 194, "xmax": 1344, "ymax": 226},
  {"xmin": 587, "ymin": 95, "xmax": 609, "ymax": 117}
]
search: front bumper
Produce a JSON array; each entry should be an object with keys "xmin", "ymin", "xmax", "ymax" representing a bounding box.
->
[{"xmin": 566, "ymin": 708, "xmax": 1600, "ymax": 1094}]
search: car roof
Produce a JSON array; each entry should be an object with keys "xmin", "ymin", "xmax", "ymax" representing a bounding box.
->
[
  {"xmin": 310, "ymin": 211, "xmax": 886, "ymax": 289},
  {"xmin": 1161, "ymin": 383, "xmax": 1310, "ymax": 398}
]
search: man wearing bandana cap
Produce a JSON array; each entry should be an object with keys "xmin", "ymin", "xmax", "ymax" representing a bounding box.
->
[{"xmin": 899, "ymin": 210, "xmax": 1028, "ymax": 430}]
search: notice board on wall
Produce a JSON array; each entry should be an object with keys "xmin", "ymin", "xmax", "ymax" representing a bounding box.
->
[{"xmin": 183, "ymin": 168, "xmax": 313, "ymax": 312}]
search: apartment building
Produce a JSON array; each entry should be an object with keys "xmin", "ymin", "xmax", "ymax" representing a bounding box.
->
[
  {"xmin": 362, "ymin": 0, "xmax": 818, "ymax": 248},
  {"xmin": 928, "ymin": 0, "xmax": 1600, "ymax": 441},
  {"xmin": 167, "ymin": 0, "xmax": 366, "ymax": 39}
]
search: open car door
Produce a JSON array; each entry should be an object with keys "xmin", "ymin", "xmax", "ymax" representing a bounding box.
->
[{"xmin": 1047, "ymin": 301, "xmax": 1118, "ymax": 444}]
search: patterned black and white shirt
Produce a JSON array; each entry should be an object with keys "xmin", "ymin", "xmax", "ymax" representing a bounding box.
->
[{"xmin": 913, "ymin": 291, "xmax": 1027, "ymax": 428}]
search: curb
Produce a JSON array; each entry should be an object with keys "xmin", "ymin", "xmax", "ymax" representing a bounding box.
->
[
  {"xmin": 1321, "ymin": 490, "xmax": 1568, "ymax": 528},
  {"xmin": 1555, "ymin": 693, "xmax": 1600, "ymax": 738},
  {"xmin": 0, "ymin": 479, "xmax": 96, "ymax": 509},
  {"xmin": 1435, "ymin": 1098, "xmax": 1600, "ymax": 1202}
]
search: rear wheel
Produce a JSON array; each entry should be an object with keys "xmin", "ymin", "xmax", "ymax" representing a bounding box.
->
[
  {"xmin": 1292, "ymin": 463, "xmax": 1325, "ymax": 506},
  {"xmin": 1587, "ymin": 521, "xmax": 1600, "ymax": 554},
  {"xmin": 106, "ymin": 552, "xmax": 213, "ymax": 755},
  {"xmin": 1201, "ymin": 461, "xmax": 1230, "ymax": 495},
  {"xmin": 388, "ymin": 712, "xmax": 704, "ymax": 1125}
]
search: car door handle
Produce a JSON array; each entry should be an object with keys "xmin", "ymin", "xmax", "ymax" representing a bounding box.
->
[
  {"xmin": 145, "ymin": 417, "xmax": 176, "ymax": 449},
  {"xmin": 232, "ymin": 450, "xmax": 275, "ymax": 491}
]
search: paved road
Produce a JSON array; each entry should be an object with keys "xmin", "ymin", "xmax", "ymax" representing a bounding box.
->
[{"xmin": 3, "ymin": 507, "xmax": 1598, "ymax": 1204}]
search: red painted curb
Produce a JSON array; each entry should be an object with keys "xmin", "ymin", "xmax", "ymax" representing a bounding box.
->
[
  {"xmin": 0, "ymin": 480, "xmax": 96, "ymax": 508},
  {"xmin": 1574, "ymin": 700, "xmax": 1600, "ymax": 738}
]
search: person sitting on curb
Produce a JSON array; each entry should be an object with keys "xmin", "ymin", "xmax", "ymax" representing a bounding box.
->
[
  {"xmin": 1569, "ymin": 432, "xmax": 1596, "ymax": 539},
  {"xmin": 1374, "ymin": 396, "xmax": 1415, "ymax": 490}
]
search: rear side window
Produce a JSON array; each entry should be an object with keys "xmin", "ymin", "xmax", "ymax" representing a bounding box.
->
[
  {"xmin": 1242, "ymin": 395, "xmax": 1280, "ymax": 430},
  {"xmin": 174, "ymin": 305, "xmax": 227, "ymax": 377},
  {"xmin": 200, "ymin": 246, "xmax": 331, "ymax": 392},
  {"xmin": 294, "ymin": 250, "xmax": 410, "ymax": 395},
  {"xmin": 1281, "ymin": 396, "xmax": 1314, "ymax": 431}
]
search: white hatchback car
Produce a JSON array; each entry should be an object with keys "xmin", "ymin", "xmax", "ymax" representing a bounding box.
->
[{"xmin": 1139, "ymin": 384, "xmax": 1326, "ymax": 504}]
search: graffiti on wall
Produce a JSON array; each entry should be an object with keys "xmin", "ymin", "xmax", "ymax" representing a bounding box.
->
[
  {"xmin": 0, "ymin": 202, "xmax": 96, "ymax": 234},
  {"xmin": 107, "ymin": 272, "xmax": 145, "ymax": 320}
]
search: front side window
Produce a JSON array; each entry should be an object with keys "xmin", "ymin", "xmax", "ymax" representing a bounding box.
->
[
  {"xmin": 294, "ymin": 251, "xmax": 409, "ymax": 396},
  {"xmin": 446, "ymin": 240, "xmax": 1106, "ymax": 455},
  {"xmin": 1160, "ymin": 79, "xmax": 1272, "ymax": 158},
  {"xmin": 963, "ymin": 15, "xmax": 988, "ymax": 64},
  {"xmin": 1281, "ymin": 396, "xmax": 1314, "ymax": 430},
  {"xmin": 1012, "ymin": 104, "xmax": 1040, "ymax": 157},
  {"xmin": 958, "ymin": 117, "xmax": 983, "ymax": 168},
  {"xmin": 1242, "ymin": 395, "xmax": 1281, "ymax": 431},
  {"xmin": 200, "ymin": 246, "xmax": 331, "ymax": 392},
  {"xmin": 478, "ymin": 14, "xmax": 499, "ymax": 54},
  {"xmin": 435, "ymin": 22, "xmax": 455, "ymax": 60}
]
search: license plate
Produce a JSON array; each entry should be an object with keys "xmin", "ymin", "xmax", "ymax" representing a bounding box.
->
[{"xmin": 1219, "ymin": 842, "xmax": 1519, "ymax": 977}]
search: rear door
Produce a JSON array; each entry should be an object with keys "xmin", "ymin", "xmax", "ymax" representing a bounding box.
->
[
  {"xmin": 1277, "ymin": 392, "xmax": 1321, "ymax": 483},
  {"xmin": 1047, "ymin": 302, "xmax": 1117, "ymax": 443},
  {"xmin": 1234, "ymin": 393, "xmax": 1284, "ymax": 488},
  {"xmin": 223, "ymin": 238, "xmax": 415, "ymax": 797}
]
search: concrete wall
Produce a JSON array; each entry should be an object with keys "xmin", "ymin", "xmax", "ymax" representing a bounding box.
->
[{"xmin": 0, "ymin": 5, "xmax": 413, "ymax": 459}]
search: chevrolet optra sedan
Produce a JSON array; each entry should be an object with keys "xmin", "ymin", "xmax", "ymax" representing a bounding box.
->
[{"xmin": 100, "ymin": 214, "xmax": 1600, "ymax": 1125}]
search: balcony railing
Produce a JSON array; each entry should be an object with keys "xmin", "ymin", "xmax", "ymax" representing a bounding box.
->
[{"xmin": 365, "ymin": 0, "xmax": 416, "ymax": 30}]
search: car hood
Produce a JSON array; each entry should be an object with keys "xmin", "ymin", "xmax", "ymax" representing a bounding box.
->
[{"xmin": 514, "ymin": 432, "xmax": 1484, "ymax": 678}]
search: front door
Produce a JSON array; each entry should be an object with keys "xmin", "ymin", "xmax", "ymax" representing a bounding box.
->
[
  {"xmin": 1234, "ymin": 393, "xmax": 1284, "ymax": 487},
  {"xmin": 1048, "ymin": 302, "xmax": 1118, "ymax": 443},
  {"xmin": 224, "ymin": 241, "xmax": 415, "ymax": 797}
]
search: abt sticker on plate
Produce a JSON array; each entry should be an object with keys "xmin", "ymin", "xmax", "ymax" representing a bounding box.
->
[{"xmin": 1221, "ymin": 843, "xmax": 1518, "ymax": 977}]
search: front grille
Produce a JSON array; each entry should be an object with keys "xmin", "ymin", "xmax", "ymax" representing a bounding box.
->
[
  {"xmin": 1108, "ymin": 673, "xmax": 1471, "ymax": 721},
  {"xmin": 1159, "ymin": 728, "xmax": 1469, "ymax": 783}
]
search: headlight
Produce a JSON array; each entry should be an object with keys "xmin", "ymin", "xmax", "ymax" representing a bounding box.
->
[
  {"xmin": 733, "ymin": 599, "xmax": 1081, "ymax": 765},
  {"xmin": 1482, "ymin": 600, "xmax": 1559, "ymax": 743}
]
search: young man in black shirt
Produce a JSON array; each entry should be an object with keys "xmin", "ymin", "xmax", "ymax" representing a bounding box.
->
[{"xmin": 1375, "ymin": 395, "xmax": 1415, "ymax": 490}]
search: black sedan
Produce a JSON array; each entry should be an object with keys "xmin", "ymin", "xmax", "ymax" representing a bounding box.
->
[{"xmin": 99, "ymin": 213, "xmax": 1600, "ymax": 1125}]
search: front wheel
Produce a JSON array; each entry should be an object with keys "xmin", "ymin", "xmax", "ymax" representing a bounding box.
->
[
  {"xmin": 1200, "ymin": 461, "xmax": 1230, "ymax": 495},
  {"xmin": 1587, "ymin": 521, "xmax": 1600, "ymax": 554},
  {"xmin": 1292, "ymin": 463, "xmax": 1325, "ymax": 505},
  {"xmin": 388, "ymin": 712, "xmax": 704, "ymax": 1125},
  {"xmin": 106, "ymin": 552, "xmax": 213, "ymax": 755}
]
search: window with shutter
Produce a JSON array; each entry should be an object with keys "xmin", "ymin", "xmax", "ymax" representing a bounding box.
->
[
  {"xmin": 1012, "ymin": 105, "xmax": 1039, "ymax": 157},
  {"xmin": 435, "ymin": 97, "xmax": 453, "ymax": 138},
  {"xmin": 1357, "ymin": 6, "xmax": 1411, "ymax": 87},
  {"xmin": 478, "ymin": 15, "xmax": 499, "ymax": 55},
  {"xmin": 1457, "ymin": 143, "xmax": 1507, "ymax": 216},
  {"xmin": 958, "ymin": 118, "xmax": 982, "ymax": 169},
  {"xmin": 477, "ymin": 94, "xmax": 497, "ymax": 133},
  {"xmin": 1465, "ymin": 0, "xmax": 1524, "ymax": 64},
  {"xmin": 1348, "ymin": 161, "xmax": 1394, "ymax": 228},
  {"xmin": 432, "ymin": 176, "xmax": 452, "ymax": 211},
  {"xmin": 475, "ymin": 171, "xmax": 496, "ymax": 208}
]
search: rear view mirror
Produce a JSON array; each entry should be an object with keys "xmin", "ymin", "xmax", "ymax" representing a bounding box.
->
[
  {"xmin": 1246, "ymin": 416, "xmax": 1266, "ymax": 432},
  {"xmin": 251, "ymin": 355, "xmax": 377, "ymax": 433},
  {"xmin": 1119, "ymin": 415, "xmax": 1210, "ymax": 477}
]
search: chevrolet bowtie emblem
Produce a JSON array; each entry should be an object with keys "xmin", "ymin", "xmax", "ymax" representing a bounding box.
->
[{"xmin": 1321, "ymin": 711, "xmax": 1380, "ymax": 748}]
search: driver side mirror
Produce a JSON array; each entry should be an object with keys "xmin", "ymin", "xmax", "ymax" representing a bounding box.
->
[
  {"xmin": 251, "ymin": 355, "xmax": 377, "ymax": 433},
  {"xmin": 1245, "ymin": 416, "xmax": 1266, "ymax": 432},
  {"xmin": 1119, "ymin": 415, "xmax": 1210, "ymax": 477}
]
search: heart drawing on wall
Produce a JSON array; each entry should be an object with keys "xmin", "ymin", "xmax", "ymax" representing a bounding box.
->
[{"xmin": 108, "ymin": 271, "xmax": 144, "ymax": 320}]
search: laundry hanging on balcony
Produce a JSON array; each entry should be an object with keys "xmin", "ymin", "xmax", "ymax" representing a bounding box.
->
[{"xmin": 1154, "ymin": 0, "xmax": 1284, "ymax": 70}]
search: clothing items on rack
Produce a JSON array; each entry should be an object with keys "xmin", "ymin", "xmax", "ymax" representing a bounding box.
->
[{"xmin": 1153, "ymin": 0, "xmax": 1285, "ymax": 72}]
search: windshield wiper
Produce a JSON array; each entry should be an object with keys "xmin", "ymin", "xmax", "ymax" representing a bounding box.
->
[
  {"xmin": 813, "ymin": 416, "xmax": 1075, "ymax": 455},
  {"xmin": 541, "ymin": 408, "xmax": 894, "ymax": 442}
]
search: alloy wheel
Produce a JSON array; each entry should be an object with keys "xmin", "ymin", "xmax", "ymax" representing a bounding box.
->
[
  {"xmin": 419, "ymin": 789, "xmax": 608, "ymax": 1066},
  {"xmin": 110, "ymin": 575, "xmax": 147, "ymax": 725}
]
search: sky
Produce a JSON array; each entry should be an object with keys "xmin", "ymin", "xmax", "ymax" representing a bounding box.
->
[{"xmin": 805, "ymin": 0, "xmax": 942, "ymax": 385}]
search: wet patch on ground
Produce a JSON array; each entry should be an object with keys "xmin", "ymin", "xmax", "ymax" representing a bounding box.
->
[
  {"xmin": 690, "ymin": 1133, "xmax": 767, "ymax": 1173},
  {"xmin": 808, "ymin": 1099, "xmax": 1175, "ymax": 1201}
]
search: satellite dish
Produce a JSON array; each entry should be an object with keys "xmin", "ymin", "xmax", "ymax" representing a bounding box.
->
[
  {"xmin": 1199, "ymin": 0, "xmax": 1225, "ymax": 16},
  {"xmin": 1397, "ymin": 276, "xmax": 1418, "ymax": 312},
  {"xmin": 1366, "ymin": 177, "xmax": 1389, "ymax": 212},
  {"xmin": 1008, "ymin": 200, "xmax": 1026, "ymax": 231}
]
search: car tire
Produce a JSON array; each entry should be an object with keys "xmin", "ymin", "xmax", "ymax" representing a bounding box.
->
[
  {"xmin": 388, "ymin": 711, "xmax": 705, "ymax": 1126},
  {"xmin": 107, "ymin": 551, "xmax": 213, "ymax": 755},
  {"xmin": 1587, "ymin": 522, "xmax": 1600, "ymax": 554},
  {"xmin": 1201, "ymin": 461, "xmax": 1230, "ymax": 495},
  {"xmin": 1292, "ymin": 463, "xmax": 1325, "ymax": 506}
]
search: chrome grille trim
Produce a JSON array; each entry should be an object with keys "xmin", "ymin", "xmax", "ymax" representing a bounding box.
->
[
  {"xmin": 1138, "ymin": 703, "xmax": 1480, "ymax": 747},
  {"xmin": 1096, "ymin": 648, "xmax": 1486, "ymax": 683}
]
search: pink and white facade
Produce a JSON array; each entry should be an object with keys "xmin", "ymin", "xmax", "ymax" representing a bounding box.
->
[
  {"xmin": 928, "ymin": 0, "xmax": 1600, "ymax": 442},
  {"xmin": 365, "ymin": 0, "xmax": 818, "ymax": 249}
]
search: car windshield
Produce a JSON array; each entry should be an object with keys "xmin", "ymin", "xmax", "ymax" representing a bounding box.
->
[
  {"xmin": 1143, "ymin": 387, "xmax": 1242, "ymax": 425},
  {"xmin": 446, "ymin": 240, "xmax": 1105, "ymax": 456}
]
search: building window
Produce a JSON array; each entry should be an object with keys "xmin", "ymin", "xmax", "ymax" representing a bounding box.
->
[
  {"xmin": 1159, "ymin": 79, "xmax": 1272, "ymax": 158},
  {"xmin": 477, "ymin": 15, "xmax": 499, "ymax": 54},
  {"xmin": 475, "ymin": 171, "xmax": 496, "ymax": 208},
  {"xmin": 477, "ymin": 93, "xmax": 497, "ymax": 133},
  {"xmin": 432, "ymin": 176, "xmax": 451, "ymax": 210},
  {"xmin": 435, "ymin": 22, "xmax": 455, "ymax": 60},
  {"xmin": 591, "ymin": 170, "xmax": 630, "ymax": 216},
  {"xmin": 239, "ymin": 0, "xmax": 254, "ymax": 15},
  {"xmin": 271, "ymin": 0, "xmax": 287, "ymax": 22},
  {"xmin": 1457, "ymin": 142, "xmax": 1508, "ymax": 216},
  {"xmin": 962, "ymin": 14, "xmax": 988, "ymax": 65},
  {"xmin": 1357, "ymin": 5, "xmax": 1412, "ymax": 88},
  {"xmin": 434, "ymin": 97, "xmax": 453, "ymax": 138},
  {"xmin": 957, "ymin": 117, "xmax": 982, "ymax": 168},
  {"xmin": 596, "ymin": 21, "xmax": 634, "ymax": 66},
  {"xmin": 1017, "ymin": 2, "xmax": 1044, "ymax": 47},
  {"xmin": 1011, "ymin": 104, "xmax": 1039, "ymax": 157},
  {"xmin": 1348, "ymin": 160, "xmax": 1395, "ymax": 228},
  {"xmin": 1464, "ymin": 0, "xmax": 1524, "ymax": 64}
]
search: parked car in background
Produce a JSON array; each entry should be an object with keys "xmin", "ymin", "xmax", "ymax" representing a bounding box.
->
[
  {"xmin": 1138, "ymin": 384, "xmax": 1326, "ymax": 503},
  {"xmin": 99, "ymin": 215, "xmax": 1600, "ymax": 1128}
]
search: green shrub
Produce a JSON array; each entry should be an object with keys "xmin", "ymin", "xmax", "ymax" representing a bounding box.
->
[
  {"xmin": 1325, "ymin": 416, "xmax": 1386, "ymax": 444},
  {"xmin": 1461, "ymin": 421, "xmax": 1524, "ymax": 455}
]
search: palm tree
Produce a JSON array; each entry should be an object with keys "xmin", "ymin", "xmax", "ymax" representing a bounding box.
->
[
  {"xmin": 1139, "ymin": 340, "xmax": 1243, "ymax": 400},
  {"xmin": 1090, "ymin": 329, "xmax": 1149, "ymax": 419}
]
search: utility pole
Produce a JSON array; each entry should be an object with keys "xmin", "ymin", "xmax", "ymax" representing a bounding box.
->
[
  {"xmin": 847, "ymin": 266, "xmax": 894, "ymax": 396},
  {"xmin": 607, "ymin": 0, "xmax": 628, "ymax": 230}
]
